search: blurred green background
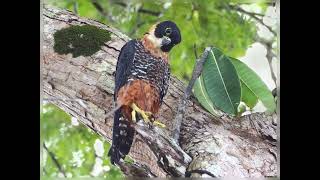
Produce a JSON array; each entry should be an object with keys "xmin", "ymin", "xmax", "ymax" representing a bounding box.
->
[{"xmin": 42, "ymin": 0, "xmax": 276, "ymax": 178}]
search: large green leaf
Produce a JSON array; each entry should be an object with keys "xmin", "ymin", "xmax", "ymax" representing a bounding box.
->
[
  {"xmin": 202, "ymin": 48, "xmax": 241, "ymax": 115},
  {"xmin": 240, "ymin": 81, "xmax": 258, "ymax": 109},
  {"xmin": 193, "ymin": 75, "xmax": 218, "ymax": 116},
  {"xmin": 230, "ymin": 57, "xmax": 276, "ymax": 113}
]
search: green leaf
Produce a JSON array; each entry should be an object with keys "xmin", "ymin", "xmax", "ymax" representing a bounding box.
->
[
  {"xmin": 202, "ymin": 48, "xmax": 241, "ymax": 115},
  {"xmin": 240, "ymin": 81, "xmax": 258, "ymax": 108},
  {"xmin": 193, "ymin": 75, "xmax": 218, "ymax": 116},
  {"xmin": 230, "ymin": 57, "xmax": 276, "ymax": 113}
]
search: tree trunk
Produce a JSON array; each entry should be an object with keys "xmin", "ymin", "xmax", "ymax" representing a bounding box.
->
[{"xmin": 42, "ymin": 6, "xmax": 278, "ymax": 178}]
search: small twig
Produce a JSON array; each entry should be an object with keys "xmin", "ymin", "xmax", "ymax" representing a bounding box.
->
[
  {"xmin": 91, "ymin": 0, "xmax": 115, "ymax": 23},
  {"xmin": 128, "ymin": 9, "xmax": 145, "ymax": 37},
  {"xmin": 229, "ymin": 5, "xmax": 276, "ymax": 36},
  {"xmin": 129, "ymin": 21, "xmax": 146, "ymax": 37},
  {"xmin": 73, "ymin": 1, "xmax": 78, "ymax": 15},
  {"xmin": 43, "ymin": 143, "xmax": 66, "ymax": 178},
  {"xmin": 265, "ymin": 43, "xmax": 277, "ymax": 84},
  {"xmin": 113, "ymin": 1, "xmax": 161, "ymax": 17},
  {"xmin": 171, "ymin": 47, "xmax": 212, "ymax": 142},
  {"xmin": 193, "ymin": 44, "xmax": 198, "ymax": 59},
  {"xmin": 91, "ymin": 0, "xmax": 106, "ymax": 16},
  {"xmin": 138, "ymin": 8, "xmax": 161, "ymax": 16},
  {"xmin": 256, "ymin": 37, "xmax": 277, "ymax": 85}
]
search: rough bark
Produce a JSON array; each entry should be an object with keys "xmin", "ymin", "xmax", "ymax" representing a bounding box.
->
[{"xmin": 42, "ymin": 6, "xmax": 278, "ymax": 178}]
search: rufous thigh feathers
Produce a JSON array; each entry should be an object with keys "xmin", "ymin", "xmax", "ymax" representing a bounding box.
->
[{"xmin": 116, "ymin": 80, "xmax": 160, "ymax": 121}]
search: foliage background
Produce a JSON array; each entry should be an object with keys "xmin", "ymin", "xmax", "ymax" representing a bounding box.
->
[{"xmin": 41, "ymin": 0, "xmax": 277, "ymax": 178}]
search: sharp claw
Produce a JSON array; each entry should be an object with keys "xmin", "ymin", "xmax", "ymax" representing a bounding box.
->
[
  {"xmin": 141, "ymin": 112, "xmax": 150, "ymax": 123},
  {"xmin": 153, "ymin": 120, "xmax": 166, "ymax": 128},
  {"xmin": 131, "ymin": 110, "xmax": 136, "ymax": 123},
  {"xmin": 130, "ymin": 103, "xmax": 151, "ymax": 123},
  {"xmin": 130, "ymin": 103, "xmax": 165, "ymax": 128}
]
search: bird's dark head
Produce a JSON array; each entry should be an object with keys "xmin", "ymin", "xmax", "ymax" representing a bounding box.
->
[{"xmin": 145, "ymin": 21, "xmax": 181, "ymax": 52}]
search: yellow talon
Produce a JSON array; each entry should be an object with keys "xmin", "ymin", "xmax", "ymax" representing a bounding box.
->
[
  {"xmin": 130, "ymin": 103, "xmax": 165, "ymax": 128},
  {"xmin": 130, "ymin": 103, "xmax": 151, "ymax": 123},
  {"xmin": 153, "ymin": 120, "xmax": 166, "ymax": 128},
  {"xmin": 131, "ymin": 110, "xmax": 136, "ymax": 123}
]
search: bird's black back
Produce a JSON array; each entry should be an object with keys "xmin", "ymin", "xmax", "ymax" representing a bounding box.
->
[{"xmin": 108, "ymin": 40, "xmax": 137, "ymax": 164}]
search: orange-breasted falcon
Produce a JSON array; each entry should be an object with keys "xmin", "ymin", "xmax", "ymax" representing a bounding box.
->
[{"xmin": 108, "ymin": 21, "xmax": 181, "ymax": 165}]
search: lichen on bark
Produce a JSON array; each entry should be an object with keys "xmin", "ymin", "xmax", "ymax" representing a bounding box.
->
[{"xmin": 53, "ymin": 24, "xmax": 111, "ymax": 57}]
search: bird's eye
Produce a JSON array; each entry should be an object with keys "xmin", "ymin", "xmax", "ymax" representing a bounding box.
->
[{"xmin": 165, "ymin": 27, "xmax": 172, "ymax": 36}]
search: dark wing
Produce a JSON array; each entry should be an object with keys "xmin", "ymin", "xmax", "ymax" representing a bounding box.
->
[
  {"xmin": 114, "ymin": 39, "xmax": 137, "ymax": 100},
  {"xmin": 109, "ymin": 39, "xmax": 137, "ymax": 164},
  {"xmin": 159, "ymin": 66, "xmax": 170, "ymax": 103}
]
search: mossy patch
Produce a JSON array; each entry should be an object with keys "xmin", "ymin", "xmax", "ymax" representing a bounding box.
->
[{"xmin": 53, "ymin": 25, "xmax": 111, "ymax": 57}]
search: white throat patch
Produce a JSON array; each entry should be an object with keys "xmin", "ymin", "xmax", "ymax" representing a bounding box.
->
[{"xmin": 146, "ymin": 29, "xmax": 162, "ymax": 48}]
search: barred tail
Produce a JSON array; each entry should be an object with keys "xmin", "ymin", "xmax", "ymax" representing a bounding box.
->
[{"xmin": 108, "ymin": 108, "xmax": 135, "ymax": 164}]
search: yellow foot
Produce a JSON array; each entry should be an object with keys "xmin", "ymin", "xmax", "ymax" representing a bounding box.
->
[
  {"xmin": 131, "ymin": 110, "xmax": 136, "ymax": 123},
  {"xmin": 130, "ymin": 103, "xmax": 152, "ymax": 124},
  {"xmin": 152, "ymin": 120, "xmax": 166, "ymax": 128}
]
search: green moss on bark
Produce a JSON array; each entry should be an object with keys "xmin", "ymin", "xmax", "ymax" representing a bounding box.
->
[{"xmin": 53, "ymin": 25, "xmax": 111, "ymax": 57}]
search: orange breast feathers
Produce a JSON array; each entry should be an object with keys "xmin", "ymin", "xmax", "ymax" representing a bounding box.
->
[{"xmin": 116, "ymin": 80, "xmax": 161, "ymax": 121}]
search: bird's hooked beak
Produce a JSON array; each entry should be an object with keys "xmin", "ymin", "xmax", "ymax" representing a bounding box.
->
[{"xmin": 161, "ymin": 36, "xmax": 171, "ymax": 46}]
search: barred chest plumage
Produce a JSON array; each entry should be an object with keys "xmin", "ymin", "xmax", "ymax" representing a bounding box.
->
[{"xmin": 127, "ymin": 41, "xmax": 170, "ymax": 101}]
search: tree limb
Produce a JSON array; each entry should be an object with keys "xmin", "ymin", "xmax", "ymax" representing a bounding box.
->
[
  {"xmin": 256, "ymin": 37, "xmax": 277, "ymax": 85},
  {"xmin": 42, "ymin": 6, "xmax": 277, "ymax": 178},
  {"xmin": 172, "ymin": 47, "xmax": 212, "ymax": 142}
]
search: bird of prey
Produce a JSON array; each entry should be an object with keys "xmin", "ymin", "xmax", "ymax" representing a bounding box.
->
[{"xmin": 108, "ymin": 21, "xmax": 181, "ymax": 165}]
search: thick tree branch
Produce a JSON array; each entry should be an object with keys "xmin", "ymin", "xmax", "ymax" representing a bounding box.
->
[{"xmin": 42, "ymin": 6, "xmax": 277, "ymax": 178}]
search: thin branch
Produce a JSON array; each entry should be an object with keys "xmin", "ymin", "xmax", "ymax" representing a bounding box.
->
[
  {"xmin": 231, "ymin": 1, "xmax": 276, "ymax": 7},
  {"xmin": 193, "ymin": 44, "xmax": 198, "ymax": 59},
  {"xmin": 91, "ymin": 0, "xmax": 115, "ymax": 23},
  {"xmin": 91, "ymin": 0, "xmax": 106, "ymax": 16},
  {"xmin": 266, "ymin": 43, "xmax": 277, "ymax": 84},
  {"xmin": 113, "ymin": 2, "xmax": 161, "ymax": 16},
  {"xmin": 73, "ymin": 1, "xmax": 78, "ymax": 15},
  {"xmin": 43, "ymin": 143, "xmax": 66, "ymax": 178},
  {"xmin": 244, "ymin": 11, "xmax": 264, "ymax": 17},
  {"xmin": 171, "ymin": 47, "xmax": 212, "ymax": 142},
  {"xmin": 128, "ymin": 9, "xmax": 146, "ymax": 37},
  {"xmin": 255, "ymin": 37, "xmax": 277, "ymax": 85},
  {"xmin": 129, "ymin": 21, "xmax": 146, "ymax": 37},
  {"xmin": 138, "ymin": 8, "xmax": 161, "ymax": 16},
  {"xmin": 229, "ymin": 5, "xmax": 276, "ymax": 36}
]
